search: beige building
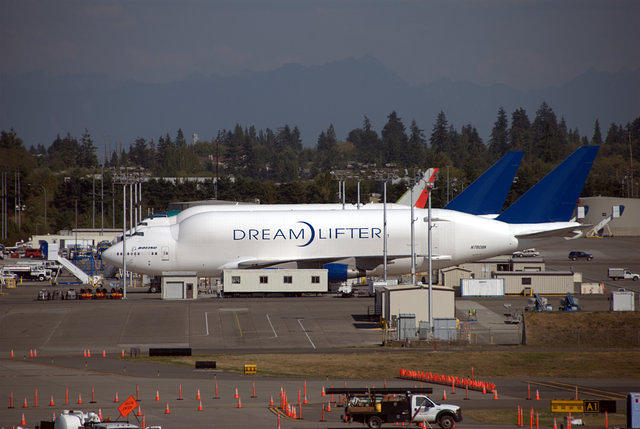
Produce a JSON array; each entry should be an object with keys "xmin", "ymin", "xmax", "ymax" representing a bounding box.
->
[
  {"xmin": 580, "ymin": 196, "xmax": 640, "ymax": 236},
  {"xmin": 381, "ymin": 284, "xmax": 455, "ymax": 325},
  {"xmin": 493, "ymin": 271, "xmax": 579, "ymax": 295},
  {"xmin": 439, "ymin": 257, "xmax": 546, "ymax": 288}
]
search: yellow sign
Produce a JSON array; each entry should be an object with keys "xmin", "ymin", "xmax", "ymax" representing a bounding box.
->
[
  {"xmin": 583, "ymin": 400, "xmax": 599, "ymax": 413},
  {"xmin": 551, "ymin": 400, "xmax": 583, "ymax": 413},
  {"xmin": 243, "ymin": 364, "xmax": 257, "ymax": 375}
]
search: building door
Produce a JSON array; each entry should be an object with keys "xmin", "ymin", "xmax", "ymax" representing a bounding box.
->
[
  {"xmin": 161, "ymin": 246, "xmax": 170, "ymax": 261},
  {"xmin": 186, "ymin": 283, "xmax": 193, "ymax": 299}
]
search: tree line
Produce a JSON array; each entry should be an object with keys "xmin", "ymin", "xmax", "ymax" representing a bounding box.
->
[{"xmin": 1, "ymin": 101, "xmax": 639, "ymax": 245}]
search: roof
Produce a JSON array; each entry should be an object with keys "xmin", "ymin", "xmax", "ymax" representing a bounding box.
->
[
  {"xmin": 383, "ymin": 284, "xmax": 454, "ymax": 293},
  {"xmin": 493, "ymin": 271, "xmax": 574, "ymax": 276}
]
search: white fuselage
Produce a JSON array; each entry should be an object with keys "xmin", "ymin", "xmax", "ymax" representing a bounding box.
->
[{"xmin": 102, "ymin": 207, "xmax": 547, "ymax": 277}]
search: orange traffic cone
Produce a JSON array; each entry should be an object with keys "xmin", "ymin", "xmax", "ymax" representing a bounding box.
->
[
  {"xmin": 321, "ymin": 386, "xmax": 326, "ymax": 397},
  {"xmin": 102, "ymin": 349, "xmax": 106, "ymax": 357},
  {"xmin": 535, "ymin": 389, "xmax": 540, "ymax": 400},
  {"xmin": 327, "ymin": 401, "xmax": 332, "ymax": 412},
  {"xmin": 83, "ymin": 349, "xmax": 87, "ymax": 357},
  {"xmin": 29, "ymin": 349, "xmax": 33, "ymax": 357},
  {"xmin": 10, "ymin": 349, "xmax": 14, "ymax": 358},
  {"xmin": 196, "ymin": 388, "xmax": 201, "ymax": 400},
  {"xmin": 136, "ymin": 405, "xmax": 142, "ymax": 416},
  {"xmin": 553, "ymin": 418, "xmax": 558, "ymax": 429},
  {"xmin": 22, "ymin": 397, "xmax": 28, "ymax": 408},
  {"xmin": 198, "ymin": 399, "xmax": 203, "ymax": 411},
  {"xmin": 98, "ymin": 409, "xmax": 103, "ymax": 420},
  {"xmin": 87, "ymin": 349, "xmax": 91, "ymax": 357},
  {"xmin": 165, "ymin": 403, "xmax": 170, "ymax": 414},
  {"xmin": 269, "ymin": 395, "xmax": 274, "ymax": 406},
  {"xmin": 443, "ymin": 389, "xmax": 447, "ymax": 400},
  {"xmin": 234, "ymin": 387, "xmax": 239, "ymax": 399},
  {"xmin": 482, "ymin": 385, "xmax": 486, "ymax": 394},
  {"xmin": 34, "ymin": 349, "xmax": 37, "ymax": 357},
  {"xmin": 77, "ymin": 393, "xmax": 82, "ymax": 404},
  {"xmin": 155, "ymin": 389, "xmax": 159, "ymax": 401},
  {"xmin": 237, "ymin": 396, "xmax": 242, "ymax": 408},
  {"xmin": 493, "ymin": 389, "xmax": 498, "ymax": 400},
  {"xmin": 49, "ymin": 395, "xmax": 54, "ymax": 406},
  {"xmin": 21, "ymin": 413, "xmax": 26, "ymax": 425},
  {"xmin": 114, "ymin": 392, "xmax": 119, "ymax": 403},
  {"xmin": 121, "ymin": 349, "xmax": 125, "ymax": 357}
]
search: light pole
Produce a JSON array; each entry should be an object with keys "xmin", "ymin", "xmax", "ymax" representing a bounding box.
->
[
  {"xmin": 41, "ymin": 185, "xmax": 47, "ymax": 233},
  {"xmin": 383, "ymin": 180, "xmax": 387, "ymax": 282},
  {"xmin": 410, "ymin": 183, "xmax": 415, "ymax": 284},
  {"xmin": 427, "ymin": 181, "xmax": 434, "ymax": 331},
  {"xmin": 122, "ymin": 184, "xmax": 127, "ymax": 299}
]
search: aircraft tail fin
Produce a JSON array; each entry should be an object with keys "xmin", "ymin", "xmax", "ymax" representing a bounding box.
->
[
  {"xmin": 396, "ymin": 168, "xmax": 439, "ymax": 207},
  {"xmin": 444, "ymin": 151, "xmax": 523, "ymax": 215},
  {"xmin": 496, "ymin": 146, "xmax": 599, "ymax": 224}
]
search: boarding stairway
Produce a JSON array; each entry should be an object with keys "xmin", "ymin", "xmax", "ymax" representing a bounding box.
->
[{"xmin": 44, "ymin": 241, "xmax": 102, "ymax": 286}]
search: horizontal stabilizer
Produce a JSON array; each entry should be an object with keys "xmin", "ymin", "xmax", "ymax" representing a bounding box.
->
[
  {"xmin": 515, "ymin": 224, "xmax": 592, "ymax": 239},
  {"xmin": 445, "ymin": 151, "xmax": 523, "ymax": 215},
  {"xmin": 497, "ymin": 146, "xmax": 599, "ymax": 223}
]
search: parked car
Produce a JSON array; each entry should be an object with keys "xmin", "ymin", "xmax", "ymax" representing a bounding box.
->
[
  {"xmin": 569, "ymin": 251, "xmax": 593, "ymax": 261},
  {"xmin": 512, "ymin": 248, "xmax": 540, "ymax": 258}
]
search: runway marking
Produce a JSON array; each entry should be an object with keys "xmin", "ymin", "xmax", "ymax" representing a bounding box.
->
[
  {"xmin": 204, "ymin": 312, "xmax": 210, "ymax": 336},
  {"xmin": 42, "ymin": 309, "xmax": 71, "ymax": 347},
  {"xmin": 266, "ymin": 314, "xmax": 278, "ymax": 338},
  {"xmin": 297, "ymin": 319, "xmax": 316, "ymax": 349},
  {"xmin": 235, "ymin": 312, "xmax": 243, "ymax": 337},
  {"xmin": 526, "ymin": 380, "xmax": 625, "ymax": 400}
]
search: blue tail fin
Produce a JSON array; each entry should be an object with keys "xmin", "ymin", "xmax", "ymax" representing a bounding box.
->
[
  {"xmin": 496, "ymin": 146, "xmax": 599, "ymax": 223},
  {"xmin": 444, "ymin": 151, "xmax": 523, "ymax": 215}
]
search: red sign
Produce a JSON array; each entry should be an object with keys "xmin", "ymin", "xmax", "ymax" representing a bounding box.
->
[{"xmin": 118, "ymin": 395, "xmax": 138, "ymax": 417}]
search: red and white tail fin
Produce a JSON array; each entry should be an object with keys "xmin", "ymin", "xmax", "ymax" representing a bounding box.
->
[{"xmin": 395, "ymin": 168, "xmax": 439, "ymax": 208}]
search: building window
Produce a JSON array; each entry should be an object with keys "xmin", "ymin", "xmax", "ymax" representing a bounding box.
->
[
  {"xmin": 260, "ymin": 276, "xmax": 268, "ymax": 284},
  {"xmin": 283, "ymin": 276, "xmax": 293, "ymax": 284},
  {"xmin": 311, "ymin": 276, "xmax": 320, "ymax": 284},
  {"xmin": 232, "ymin": 276, "xmax": 241, "ymax": 284},
  {"xmin": 522, "ymin": 277, "xmax": 532, "ymax": 285}
]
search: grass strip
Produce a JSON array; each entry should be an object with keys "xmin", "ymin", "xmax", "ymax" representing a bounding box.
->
[{"xmin": 128, "ymin": 350, "xmax": 640, "ymax": 379}]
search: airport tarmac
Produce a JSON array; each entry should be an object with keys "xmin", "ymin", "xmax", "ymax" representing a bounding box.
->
[
  {"xmin": 0, "ymin": 236, "xmax": 637, "ymax": 427},
  {"xmin": 0, "ymin": 354, "xmax": 634, "ymax": 428}
]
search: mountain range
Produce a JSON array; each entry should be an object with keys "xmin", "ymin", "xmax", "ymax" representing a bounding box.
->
[{"xmin": 1, "ymin": 56, "xmax": 639, "ymax": 149}]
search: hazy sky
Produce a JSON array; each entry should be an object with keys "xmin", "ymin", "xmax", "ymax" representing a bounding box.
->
[{"xmin": 2, "ymin": 0, "xmax": 639, "ymax": 89}]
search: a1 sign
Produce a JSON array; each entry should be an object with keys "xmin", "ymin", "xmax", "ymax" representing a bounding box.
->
[
  {"xmin": 118, "ymin": 395, "xmax": 139, "ymax": 418},
  {"xmin": 583, "ymin": 400, "xmax": 599, "ymax": 413}
]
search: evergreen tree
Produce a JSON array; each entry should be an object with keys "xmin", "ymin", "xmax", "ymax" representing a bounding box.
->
[
  {"xmin": 508, "ymin": 108, "xmax": 531, "ymax": 152},
  {"xmin": 79, "ymin": 130, "xmax": 98, "ymax": 168},
  {"xmin": 488, "ymin": 107, "xmax": 509, "ymax": 157},
  {"xmin": 429, "ymin": 111, "xmax": 450, "ymax": 155},
  {"xmin": 381, "ymin": 111, "xmax": 408, "ymax": 164},
  {"xmin": 407, "ymin": 120, "xmax": 426, "ymax": 167},
  {"xmin": 592, "ymin": 119, "xmax": 603, "ymax": 145},
  {"xmin": 531, "ymin": 102, "xmax": 564, "ymax": 162}
]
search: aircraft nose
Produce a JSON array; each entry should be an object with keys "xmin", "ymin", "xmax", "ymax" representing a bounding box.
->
[{"xmin": 102, "ymin": 243, "xmax": 120, "ymax": 267}]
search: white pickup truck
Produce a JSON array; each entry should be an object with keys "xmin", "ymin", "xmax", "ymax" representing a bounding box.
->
[
  {"xmin": 512, "ymin": 248, "xmax": 540, "ymax": 258},
  {"xmin": 608, "ymin": 268, "xmax": 639, "ymax": 281}
]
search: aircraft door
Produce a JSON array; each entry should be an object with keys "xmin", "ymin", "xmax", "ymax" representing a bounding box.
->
[
  {"xmin": 161, "ymin": 246, "xmax": 170, "ymax": 261},
  {"xmin": 432, "ymin": 221, "xmax": 454, "ymax": 257}
]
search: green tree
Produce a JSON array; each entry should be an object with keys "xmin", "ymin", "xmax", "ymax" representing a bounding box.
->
[
  {"xmin": 381, "ymin": 111, "xmax": 408, "ymax": 164},
  {"xmin": 488, "ymin": 107, "xmax": 509, "ymax": 157},
  {"xmin": 591, "ymin": 119, "xmax": 603, "ymax": 145}
]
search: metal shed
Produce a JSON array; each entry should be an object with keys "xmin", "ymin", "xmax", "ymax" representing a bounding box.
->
[
  {"xmin": 382, "ymin": 284, "xmax": 455, "ymax": 332},
  {"xmin": 161, "ymin": 271, "xmax": 198, "ymax": 300},
  {"xmin": 492, "ymin": 271, "xmax": 576, "ymax": 295}
]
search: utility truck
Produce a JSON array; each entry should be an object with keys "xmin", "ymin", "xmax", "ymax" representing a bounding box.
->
[
  {"xmin": 608, "ymin": 268, "xmax": 639, "ymax": 281},
  {"xmin": 3, "ymin": 264, "xmax": 51, "ymax": 281},
  {"xmin": 327, "ymin": 387, "xmax": 462, "ymax": 429}
]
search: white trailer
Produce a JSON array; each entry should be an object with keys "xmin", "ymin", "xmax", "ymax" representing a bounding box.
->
[
  {"xmin": 460, "ymin": 278, "xmax": 505, "ymax": 296},
  {"xmin": 222, "ymin": 269, "xmax": 328, "ymax": 295}
]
